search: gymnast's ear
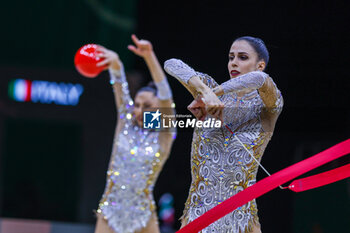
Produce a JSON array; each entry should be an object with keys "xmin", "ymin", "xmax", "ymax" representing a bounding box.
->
[{"xmin": 257, "ymin": 60, "xmax": 266, "ymax": 71}]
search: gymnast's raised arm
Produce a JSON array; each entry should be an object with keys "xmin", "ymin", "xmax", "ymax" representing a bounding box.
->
[{"xmin": 96, "ymin": 47, "xmax": 132, "ymax": 121}]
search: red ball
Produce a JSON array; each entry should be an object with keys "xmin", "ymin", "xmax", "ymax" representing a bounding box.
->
[{"xmin": 74, "ymin": 44, "xmax": 106, "ymax": 78}]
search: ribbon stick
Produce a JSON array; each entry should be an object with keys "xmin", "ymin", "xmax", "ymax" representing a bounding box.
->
[{"xmin": 177, "ymin": 139, "xmax": 350, "ymax": 233}]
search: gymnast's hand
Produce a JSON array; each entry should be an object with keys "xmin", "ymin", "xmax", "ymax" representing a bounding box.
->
[
  {"xmin": 96, "ymin": 47, "xmax": 123, "ymax": 71},
  {"xmin": 188, "ymin": 97, "xmax": 207, "ymax": 121},
  {"xmin": 201, "ymin": 90, "xmax": 224, "ymax": 122},
  {"xmin": 128, "ymin": 34, "xmax": 153, "ymax": 59},
  {"xmin": 188, "ymin": 92, "xmax": 224, "ymax": 122}
]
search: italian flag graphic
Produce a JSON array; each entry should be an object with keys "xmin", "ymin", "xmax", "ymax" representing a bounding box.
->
[{"xmin": 8, "ymin": 79, "xmax": 32, "ymax": 102}]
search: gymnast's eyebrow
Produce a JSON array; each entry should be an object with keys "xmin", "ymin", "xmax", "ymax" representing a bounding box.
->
[{"xmin": 229, "ymin": 51, "xmax": 249, "ymax": 55}]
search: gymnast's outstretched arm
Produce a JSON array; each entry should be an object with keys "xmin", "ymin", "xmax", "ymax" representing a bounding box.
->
[{"xmin": 212, "ymin": 71, "xmax": 282, "ymax": 112}]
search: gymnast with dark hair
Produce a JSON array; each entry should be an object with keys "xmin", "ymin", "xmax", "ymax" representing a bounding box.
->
[
  {"xmin": 164, "ymin": 36, "xmax": 283, "ymax": 233},
  {"xmin": 94, "ymin": 35, "xmax": 176, "ymax": 233}
]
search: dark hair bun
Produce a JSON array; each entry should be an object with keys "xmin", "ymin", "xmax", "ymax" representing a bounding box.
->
[
  {"xmin": 137, "ymin": 81, "xmax": 157, "ymax": 96},
  {"xmin": 147, "ymin": 81, "xmax": 157, "ymax": 90},
  {"xmin": 235, "ymin": 36, "xmax": 269, "ymax": 67}
]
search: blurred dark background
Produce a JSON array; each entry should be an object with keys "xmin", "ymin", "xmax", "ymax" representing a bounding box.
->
[{"xmin": 0, "ymin": 0, "xmax": 349, "ymax": 233}]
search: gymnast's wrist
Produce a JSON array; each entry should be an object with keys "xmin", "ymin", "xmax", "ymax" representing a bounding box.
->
[
  {"xmin": 109, "ymin": 62, "xmax": 125, "ymax": 74},
  {"xmin": 195, "ymin": 85, "xmax": 213, "ymax": 98},
  {"xmin": 194, "ymin": 82, "xmax": 211, "ymax": 95},
  {"xmin": 108, "ymin": 66, "xmax": 126, "ymax": 84},
  {"xmin": 143, "ymin": 50, "xmax": 155, "ymax": 63},
  {"xmin": 213, "ymin": 86, "xmax": 224, "ymax": 96}
]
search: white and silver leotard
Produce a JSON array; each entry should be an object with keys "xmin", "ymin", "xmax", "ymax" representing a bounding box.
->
[
  {"xmin": 165, "ymin": 59, "xmax": 283, "ymax": 233},
  {"xmin": 97, "ymin": 69, "xmax": 176, "ymax": 233}
]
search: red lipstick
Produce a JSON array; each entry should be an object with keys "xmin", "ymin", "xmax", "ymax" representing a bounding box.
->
[{"xmin": 230, "ymin": 70, "xmax": 240, "ymax": 77}]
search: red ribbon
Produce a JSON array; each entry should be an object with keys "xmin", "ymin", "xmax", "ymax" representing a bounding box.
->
[
  {"xmin": 288, "ymin": 163, "xmax": 350, "ymax": 192},
  {"xmin": 177, "ymin": 139, "xmax": 350, "ymax": 233}
]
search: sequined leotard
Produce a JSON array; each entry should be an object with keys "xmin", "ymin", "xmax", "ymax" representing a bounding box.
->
[
  {"xmin": 97, "ymin": 69, "xmax": 176, "ymax": 233},
  {"xmin": 165, "ymin": 59, "xmax": 283, "ymax": 233}
]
